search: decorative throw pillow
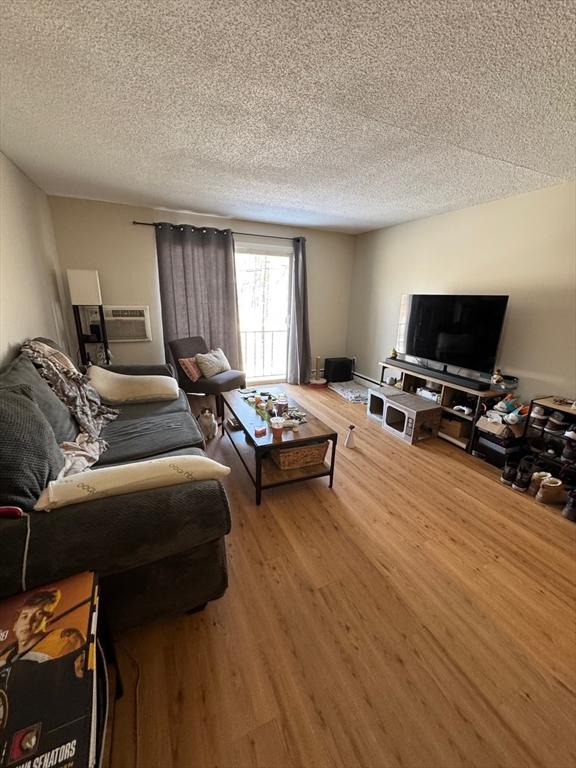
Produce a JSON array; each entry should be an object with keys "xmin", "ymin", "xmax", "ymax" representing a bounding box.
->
[
  {"xmin": 178, "ymin": 357, "xmax": 202, "ymax": 383},
  {"xmin": 34, "ymin": 454, "xmax": 231, "ymax": 511},
  {"xmin": 0, "ymin": 384, "xmax": 65, "ymax": 510},
  {"xmin": 87, "ymin": 366, "xmax": 179, "ymax": 404},
  {"xmin": 195, "ymin": 348, "xmax": 231, "ymax": 379}
]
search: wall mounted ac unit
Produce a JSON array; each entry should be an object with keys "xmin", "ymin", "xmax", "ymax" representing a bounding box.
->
[{"xmin": 87, "ymin": 305, "xmax": 152, "ymax": 342}]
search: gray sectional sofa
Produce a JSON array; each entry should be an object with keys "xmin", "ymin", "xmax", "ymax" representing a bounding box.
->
[{"xmin": 0, "ymin": 340, "xmax": 231, "ymax": 632}]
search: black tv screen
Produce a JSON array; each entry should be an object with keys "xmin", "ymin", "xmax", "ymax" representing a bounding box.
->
[{"xmin": 397, "ymin": 294, "xmax": 509, "ymax": 374}]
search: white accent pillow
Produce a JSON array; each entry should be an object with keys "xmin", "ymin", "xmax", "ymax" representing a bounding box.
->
[
  {"xmin": 195, "ymin": 348, "xmax": 231, "ymax": 379},
  {"xmin": 34, "ymin": 455, "xmax": 231, "ymax": 511},
  {"xmin": 88, "ymin": 365, "xmax": 179, "ymax": 404}
]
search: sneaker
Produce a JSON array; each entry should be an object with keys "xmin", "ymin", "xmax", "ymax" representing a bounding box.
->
[
  {"xmin": 559, "ymin": 462, "xmax": 576, "ymax": 488},
  {"xmin": 545, "ymin": 436, "xmax": 565, "ymax": 457},
  {"xmin": 536, "ymin": 477, "xmax": 565, "ymax": 505},
  {"xmin": 494, "ymin": 395, "xmax": 520, "ymax": 414},
  {"xmin": 547, "ymin": 411, "xmax": 570, "ymax": 428},
  {"xmin": 564, "ymin": 425, "xmax": 576, "ymax": 440},
  {"xmin": 512, "ymin": 461, "xmax": 534, "ymax": 492},
  {"xmin": 528, "ymin": 471, "xmax": 552, "ymax": 496},
  {"xmin": 530, "ymin": 432, "xmax": 547, "ymax": 452},
  {"xmin": 500, "ymin": 461, "xmax": 518, "ymax": 486},
  {"xmin": 561, "ymin": 440, "xmax": 576, "ymax": 463},
  {"xmin": 544, "ymin": 419, "xmax": 565, "ymax": 434},
  {"xmin": 530, "ymin": 414, "xmax": 548, "ymax": 429},
  {"xmin": 532, "ymin": 405, "xmax": 546, "ymax": 418},
  {"xmin": 562, "ymin": 490, "xmax": 576, "ymax": 522},
  {"xmin": 505, "ymin": 405, "xmax": 529, "ymax": 425}
]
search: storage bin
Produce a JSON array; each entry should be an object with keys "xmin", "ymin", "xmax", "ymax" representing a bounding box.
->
[{"xmin": 271, "ymin": 441, "xmax": 329, "ymax": 470}]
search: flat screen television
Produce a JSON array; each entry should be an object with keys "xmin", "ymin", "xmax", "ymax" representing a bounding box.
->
[{"xmin": 396, "ymin": 294, "xmax": 509, "ymax": 374}]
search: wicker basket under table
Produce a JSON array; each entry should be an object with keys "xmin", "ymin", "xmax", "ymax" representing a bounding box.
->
[{"xmin": 271, "ymin": 441, "xmax": 329, "ymax": 470}]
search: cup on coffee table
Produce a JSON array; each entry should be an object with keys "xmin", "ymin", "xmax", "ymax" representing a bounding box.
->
[
  {"xmin": 270, "ymin": 416, "xmax": 285, "ymax": 439},
  {"xmin": 276, "ymin": 395, "xmax": 289, "ymax": 416}
]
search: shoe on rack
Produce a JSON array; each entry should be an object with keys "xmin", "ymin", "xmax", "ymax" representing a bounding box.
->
[
  {"xmin": 528, "ymin": 471, "xmax": 552, "ymax": 496},
  {"xmin": 545, "ymin": 436, "xmax": 565, "ymax": 457},
  {"xmin": 512, "ymin": 461, "xmax": 534, "ymax": 492},
  {"xmin": 561, "ymin": 440, "xmax": 576, "ymax": 463},
  {"xmin": 544, "ymin": 411, "xmax": 570, "ymax": 432},
  {"xmin": 532, "ymin": 406, "xmax": 546, "ymax": 418},
  {"xmin": 562, "ymin": 491, "xmax": 576, "ymax": 522},
  {"xmin": 505, "ymin": 405, "xmax": 529, "ymax": 425},
  {"xmin": 500, "ymin": 461, "xmax": 519, "ymax": 486},
  {"xmin": 564, "ymin": 425, "xmax": 576, "ymax": 441},
  {"xmin": 530, "ymin": 414, "xmax": 548, "ymax": 429},
  {"xmin": 530, "ymin": 432, "xmax": 547, "ymax": 452},
  {"xmin": 536, "ymin": 477, "xmax": 565, "ymax": 505},
  {"xmin": 544, "ymin": 420, "xmax": 565, "ymax": 435},
  {"xmin": 494, "ymin": 395, "xmax": 520, "ymax": 414}
]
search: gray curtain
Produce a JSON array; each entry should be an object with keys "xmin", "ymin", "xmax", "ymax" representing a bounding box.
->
[
  {"xmin": 155, "ymin": 224, "xmax": 243, "ymax": 369},
  {"xmin": 287, "ymin": 237, "xmax": 312, "ymax": 384}
]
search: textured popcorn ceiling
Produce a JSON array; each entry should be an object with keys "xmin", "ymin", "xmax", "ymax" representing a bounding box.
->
[{"xmin": 0, "ymin": 0, "xmax": 574, "ymax": 232}]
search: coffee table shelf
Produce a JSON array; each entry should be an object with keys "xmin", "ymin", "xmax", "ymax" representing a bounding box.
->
[
  {"xmin": 261, "ymin": 458, "xmax": 331, "ymax": 487},
  {"xmin": 222, "ymin": 388, "xmax": 337, "ymax": 505}
]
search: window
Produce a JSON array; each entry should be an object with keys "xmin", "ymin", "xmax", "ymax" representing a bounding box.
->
[{"xmin": 234, "ymin": 239, "xmax": 292, "ymax": 381}]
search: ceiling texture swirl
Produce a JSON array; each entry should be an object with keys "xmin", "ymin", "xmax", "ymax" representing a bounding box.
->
[{"xmin": 1, "ymin": 0, "xmax": 574, "ymax": 232}]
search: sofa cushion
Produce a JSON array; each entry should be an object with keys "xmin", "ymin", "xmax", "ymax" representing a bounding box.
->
[
  {"xmin": 115, "ymin": 390, "xmax": 190, "ymax": 421},
  {"xmin": 0, "ymin": 478, "xmax": 231, "ymax": 598},
  {"xmin": 0, "ymin": 384, "xmax": 65, "ymax": 510},
  {"xmin": 96, "ymin": 411, "xmax": 205, "ymax": 465},
  {"xmin": 104, "ymin": 446, "xmax": 206, "ymax": 466},
  {"xmin": 0, "ymin": 355, "xmax": 78, "ymax": 443},
  {"xmin": 100, "ymin": 539, "xmax": 228, "ymax": 632}
]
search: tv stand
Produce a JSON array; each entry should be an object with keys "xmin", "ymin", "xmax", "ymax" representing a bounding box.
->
[
  {"xmin": 378, "ymin": 358, "xmax": 507, "ymax": 452},
  {"xmin": 382, "ymin": 358, "xmax": 491, "ymax": 391}
]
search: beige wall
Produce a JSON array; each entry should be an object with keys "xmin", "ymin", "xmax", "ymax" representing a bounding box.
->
[
  {"xmin": 49, "ymin": 197, "xmax": 355, "ymax": 366},
  {"xmin": 0, "ymin": 152, "xmax": 67, "ymax": 365},
  {"xmin": 7, "ymin": 167, "xmax": 573, "ymax": 398},
  {"xmin": 347, "ymin": 182, "xmax": 576, "ymax": 401}
]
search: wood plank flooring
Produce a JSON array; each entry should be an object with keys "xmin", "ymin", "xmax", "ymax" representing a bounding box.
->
[{"xmin": 110, "ymin": 385, "xmax": 576, "ymax": 768}]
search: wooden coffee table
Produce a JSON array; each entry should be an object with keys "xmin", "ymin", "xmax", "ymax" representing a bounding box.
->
[{"xmin": 222, "ymin": 387, "xmax": 338, "ymax": 505}]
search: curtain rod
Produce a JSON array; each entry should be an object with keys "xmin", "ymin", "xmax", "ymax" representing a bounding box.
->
[{"xmin": 132, "ymin": 220, "xmax": 296, "ymax": 241}]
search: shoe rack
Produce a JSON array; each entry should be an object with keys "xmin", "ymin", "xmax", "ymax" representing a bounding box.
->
[
  {"xmin": 378, "ymin": 360, "xmax": 505, "ymax": 452},
  {"xmin": 522, "ymin": 396, "xmax": 576, "ymax": 485}
]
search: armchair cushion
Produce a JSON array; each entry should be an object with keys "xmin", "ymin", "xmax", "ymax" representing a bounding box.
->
[{"xmin": 192, "ymin": 369, "xmax": 246, "ymax": 395}]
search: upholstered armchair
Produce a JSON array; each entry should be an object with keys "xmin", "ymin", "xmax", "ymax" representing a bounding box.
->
[{"xmin": 168, "ymin": 336, "xmax": 246, "ymax": 419}]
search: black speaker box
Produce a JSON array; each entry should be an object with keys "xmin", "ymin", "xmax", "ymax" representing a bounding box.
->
[{"xmin": 324, "ymin": 357, "xmax": 354, "ymax": 382}]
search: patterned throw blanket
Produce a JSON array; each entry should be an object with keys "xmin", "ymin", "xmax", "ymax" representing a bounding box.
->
[{"xmin": 21, "ymin": 340, "xmax": 118, "ymax": 475}]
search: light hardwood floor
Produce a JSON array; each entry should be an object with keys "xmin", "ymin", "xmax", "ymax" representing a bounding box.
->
[{"xmin": 110, "ymin": 385, "xmax": 576, "ymax": 768}]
